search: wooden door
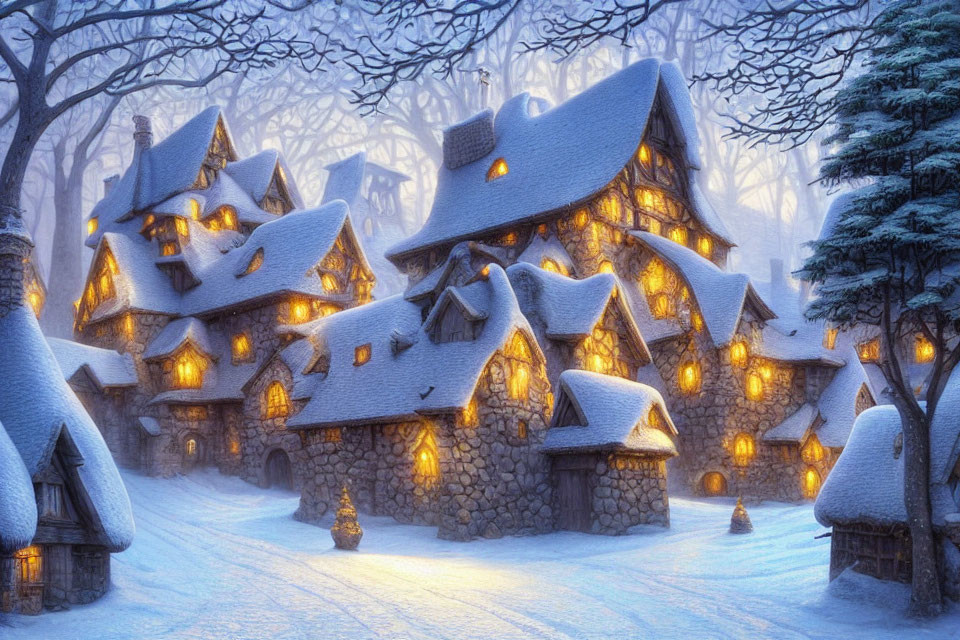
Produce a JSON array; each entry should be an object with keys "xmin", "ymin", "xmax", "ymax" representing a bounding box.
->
[
  {"xmin": 265, "ymin": 449, "xmax": 293, "ymax": 490},
  {"xmin": 556, "ymin": 469, "xmax": 592, "ymax": 532}
]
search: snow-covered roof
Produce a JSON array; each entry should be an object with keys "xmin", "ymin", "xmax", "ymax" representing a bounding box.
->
[
  {"xmin": 143, "ymin": 317, "xmax": 214, "ymax": 361},
  {"xmin": 387, "ymin": 58, "xmax": 727, "ymax": 262},
  {"xmin": 763, "ymin": 403, "xmax": 818, "ymax": 444},
  {"xmin": 137, "ymin": 416, "xmax": 161, "ymax": 437},
  {"xmin": 516, "ymin": 234, "xmax": 576, "ymax": 277},
  {"xmin": 506, "ymin": 262, "xmax": 651, "ymax": 362},
  {"xmin": 0, "ymin": 307, "xmax": 134, "ymax": 551},
  {"xmin": 541, "ymin": 370, "xmax": 677, "ymax": 456},
  {"xmin": 322, "ymin": 152, "xmax": 411, "ymax": 210},
  {"xmin": 632, "ymin": 231, "xmax": 774, "ymax": 346},
  {"xmin": 404, "ymin": 242, "xmax": 507, "ymax": 302},
  {"xmin": 199, "ymin": 170, "xmax": 281, "ymax": 226},
  {"xmin": 0, "ymin": 419, "xmax": 37, "ymax": 552},
  {"xmin": 47, "ymin": 338, "xmax": 138, "ymax": 389},
  {"xmin": 815, "ymin": 346, "xmax": 875, "ymax": 448},
  {"xmin": 286, "ymin": 264, "xmax": 541, "ymax": 428}
]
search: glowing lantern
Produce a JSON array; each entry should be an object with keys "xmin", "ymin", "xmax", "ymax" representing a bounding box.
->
[
  {"xmin": 823, "ymin": 327, "xmax": 838, "ymax": 350},
  {"xmin": 669, "ymin": 226, "xmax": 688, "ymax": 246},
  {"xmin": 915, "ymin": 334, "xmax": 935, "ymax": 363},
  {"xmin": 321, "ymin": 273, "xmax": 340, "ymax": 293},
  {"xmin": 486, "ymin": 157, "xmax": 509, "ymax": 181},
  {"xmin": 574, "ymin": 209, "xmax": 588, "ymax": 229},
  {"xmin": 733, "ymin": 432, "xmax": 756, "ymax": 467},
  {"xmin": 289, "ymin": 298, "xmax": 311, "ymax": 324},
  {"xmin": 802, "ymin": 467, "xmax": 821, "ymax": 499},
  {"xmin": 729, "ymin": 341, "xmax": 748, "ymax": 367},
  {"xmin": 638, "ymin": 143, "xmax": 651, "ymax": 167},
  {"xmin": 413, "ymin": 428, "xmax": 440, "ymax": 484},
  {"xmin": 173, "ymin": 348, "xmax": 205, "ymax": 389},
  {"xmin": 87, "ymin": 217, "xmax": 98, "ymax": 236},
  {"xmin": 678, "ymin": 361, "xmax": 701, "ymax": 394},
  {"xmin": 354, "ymin": 343, "xmax": 371, "ymax": 366},
  {"xmin": 701, "ymin": 472, "xmax": 727, "ymax": 497},
  {"xmin": 858, "ymin": 339, "xmax": 880, "ymax": 362},
  {"xmin": 189, "ymin": 198, "xmax": 201, "ymax": 220},
  {"xmin": 175, "ymin": 217, "xmax": 189, "ymax": 236},
  {"xmin": 598, "ymin": 261, "xmax": 614, "ymax": 274},
  {"xmin": 263, "ymin": 381, "xmax": 290, "ymax": 419},
  {"xmin": 231, "ymin": 333, "xmax": 252, "ymax": 361},
  {"xmin": 697, "ymin": 236, "xmax": 712, "ymax": 258},
  {"xmin": 746, "ymin": 372, "xmax": 764, "ymax": 401},
  {"xmin": 801, "ymin": 434, "xmax": 825, "ymax": 464}
]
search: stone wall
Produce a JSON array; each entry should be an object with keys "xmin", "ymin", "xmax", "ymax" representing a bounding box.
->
[
  {"xmin": 0, "ymin": 545, "xmax": 111, "ymax": 615},
  {"xmin": 592, "ymin": 454, "xmax": 670, "ymax": 534},
  {"xmin": 294, "ymin": 349, "xmax": 554, "ymax": 540}
]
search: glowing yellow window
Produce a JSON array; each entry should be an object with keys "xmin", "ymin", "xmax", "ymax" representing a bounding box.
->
[
  {"xmin": 636, "ymin": 188, "xmax": 657, "ymax": 212},
  {"xmin": 802, "ymin": 467, "xmax": 821, "ymax": 499},
  {"xmin": 678, "ymin": 361, "xmax": 701, "ymax": 394},
  {"xmin": 242, "ymin": 248, "xmax": 264, "ymax": 276},
  {"xmin": 122, "ymin": 313, "xmax": 135, "ymax": 339},
  {"xmin": 509, "ymin": 361, "xmax": 530, "ymax": 402},
  {"xmin": 321, "ymin": 273, "xmax": 340, "ymax": 293},
  {"xmin": 638, "ymin": 143, "xmax": 651, "ymax": 167},
  {"xmin": 648, "ymin": 406, "xmax": 663, "ymax": 429},
  {"xmin": 185, "ymin": 438, "xmax": 197, "ymax": 457},
  {"xmin": 599, "ymin": 194, "xmax": 622, "ymax": 224},
  {"xmin": 746, "ymin": 372, "xmax": 764, "ymax": 401},
  {"xmin": 729, "ymin": 341, "xmax": 748, "ymax": 367},
  {"xmin": 173, "ymin": 348, "xmax": 205, "ymax": 389},
  {"xmin": 733, "ymin": 432, "xmax": 756, "ymax": 467},
  {"xmin": 87, "ymin": 217, "xmax": 98, "ymax": 236},
  {"xmin": 231, "ymin": 333, "xmax": 252, "ymax": 362},
  {"xmin": 574, "ymin": 209, "xmax": 588, "ymax": 229},
  {"xmin": 14, "ymin": 546, "xmax": 42, "ymax": 584},
  {"xmin": 498, "ymin": 231, "xmax": 518, "ymax": 246},
  {"xmin": 823, "ymin": 327, "xmax": 838, "ymax": 350},
  {"xmin": 141, "ymin": 214, "xmax": 156, "ymax": 232},
  {"xmin": 858, "ymin": 339, "xmax": 880, "ymax": 362},
  {"xmin": 669, "ymin": 226, "xmax": 688, "ymax": 246},
  {"xmin": 288, "ymin": 298, "xmax": 311, "ymax": 324},
  {"xmin": 263, "ymin": 381, "xmax": 290, "ymax": 419},
  {"xmin": 413, "ymin": 428, "xmax": 440, "ymax": 484},
  {"xmin": 586, "ymin": 353, "xmax": 605, "ymax": 374},
  {"xmin": 354, "ymin": 343, "xmax": 371, "ymax": 366},
  {"xmin": 652, "ymin": 293, "xmax": 672, "ymax": 319},
  {"xmin": 189, "ymin": 198, "xmax": 201, "ymax": 220},
  {"xmin": 97, "ymin": 271, "xmax": 113, "ymax": 300},
  {"xmin": 642, "ymin": 259, "xmax": 665, "ymax": 294},
  {"xmin": 598, "ymin": 260, "xmax": 614, "ymax": 274},
  {"xmin": 229, "ymin": 439, "xmax": 240, "ymax": 455},
  {"xmin": 175, "ymin": 217, "xmax": 189, "ymax": 236},
  {"xmin": 915, "ymin": 334, "xmax": 935, "ymax": 363},
  {"xmin": 221, "ymin": 207, "xmax": 236, "ymax": 230},
  {"xmin": 801, "ymin": 434, "xmax": 825, "ymax": 464},
  {"xmin": 701, "ymin": 472, "xmax": 727, "ymax": 497},
  {"xmin": 486, "ymin": 157, "xmax": 509, "ymax": 181},
  {"xmin": 697, "ymin": 236, "xmax": 713, "ymax": 258},
  {"xmin": 160, "ymin": 242, "xmax": 177, "ymax": 257},
  {"xmin": 644, "ymin": 216, "xmax": 662, "ymax": 235},
  {"xmin": 324, "ymin": 427, "xmax": 342, "ymax": 443},
  {"xmin": 760, "ymin": 364, "xmax": 773, "ymax": 381},
  {"xmin": 540, "ymin": 258, "xmax": 567, "ymax": 275}
]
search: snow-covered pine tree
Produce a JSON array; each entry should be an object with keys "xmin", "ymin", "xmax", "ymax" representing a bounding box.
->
[{"xmin": 799, "ymin": 0, "xmax": 960, "ymax": 616}]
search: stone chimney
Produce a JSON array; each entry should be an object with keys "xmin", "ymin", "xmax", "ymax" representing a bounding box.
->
[
  {"xmin": 0, "ymin": 212, "xmax": 33, "ymax": 317},
  {"xmin": 442, "ymin": 110, "xmax": 495, "ymax": 170},
  {"xmin": 103, "ymin": 174, "xmax": 119, "ymax": 197},
  {"xmin": 133, "ymin": 115, "xmax": 153, "ymax": 151}
]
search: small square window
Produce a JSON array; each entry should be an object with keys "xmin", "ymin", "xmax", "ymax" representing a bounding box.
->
[{"xmin": 354, "ymin": 343, "xmax": 371, "ymax": 366}]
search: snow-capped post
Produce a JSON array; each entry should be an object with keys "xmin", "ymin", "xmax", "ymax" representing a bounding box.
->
[
  {"xmin": 331, "ymin": 485, "xmax": 363, "ymax": 550},
  {"xmin": 729, "ymin": 497, "xmax": 752, "ymax": 534}
]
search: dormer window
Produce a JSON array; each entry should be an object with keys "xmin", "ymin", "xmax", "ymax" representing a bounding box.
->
[
  {"xmin": 697, "ymin": 236, "xmax": 712, "ymax": 258},
  {"xmin": 354, "ymin": 343, "xmax": 371, "ymax": 366},
  {"xmin": 39, "ymin": 483, "xmax": 66, "ymax": 519},
  {"xmin": 263, "ymin": 381, "xmax": 291, "ymax": 419},
  {"xmin": 321, "ymin": 273, "xmax": 341, "ymax": 294},
  {"xmin": 540, "ymin": 258, "xmax": 567, "ymax": 276},
  {"xmin": 172, "ymin": 346, "xmax": 205, "ymax": 389},
  {"xmin": 242, "ymin": 248, "xmax": 264, "ymax": 276},
  {"xmin": 486, "ymin": 157, "xmax": 508, "ymax": 181},
  {"xmin": 87, "ymin": 217, "xmax": 98, "ymax": 236}
]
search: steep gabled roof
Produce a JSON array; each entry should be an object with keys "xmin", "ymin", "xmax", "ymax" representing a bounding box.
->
[
  {"xmin": 224, "ymin": 149, "xmax": 305, "ymax": 212},
  {"xmin": 815, "ymin": 347, "xmax": 876, "ymax": 448},
  {"xmin": 47, "ymin": 338, "xmax": 138, "ymax": 389},
  {"xmin": 0, "ymin": 419, "xmax": 36, "ymax": 552},
  {"xmin": 632, "ymin": 231, "xmax": 775, "ymax": 346},
  {"xmin": 322, "ymin": 152, "xmax": 411, "ymax": 211},
  {"xmin": 286, "ymin": 264, "xmax": 540, "ymax": 428},
  {"xmin": 763, "ymin": 403, "xmax": 818, "ymax": 444},
  {"xmin": 0, "ymin": 306, "xmax": 134, "ymax": 551},
  {"xmin": 387, "ymin": 58, "xmax": 727, "ymax": 261},
  {"xmin": 143, "ymin": 317, "xmax": 214, "ymax": 361},
  {"xmin": 516, "ymin": 234, "xmax": 576, "ymax": 276},
  {"xmin": 541, "ymin": 370, "xmax": 677, "ymax": 455},
  {"xmin": 91, "ymin": 232, "xmax": 181, "ymax": 321}
]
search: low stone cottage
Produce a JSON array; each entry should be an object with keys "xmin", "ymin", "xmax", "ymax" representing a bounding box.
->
[
  {"xmin": 816, "ymin": 365, "xmax": 960, "ymax": 596},
  {"xmin": 0, "ymin": 228, "xmax": 134, "ymax": 615},
  {"xmin": 542, "ymin": 370, "xmax": 677, "ymax": 534}
]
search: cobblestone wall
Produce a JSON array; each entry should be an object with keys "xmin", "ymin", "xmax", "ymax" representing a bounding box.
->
[
  {"xmin": 592, "ymin": 455, "xmax": 670, "ymax": 534},
  {"xmin": 241, "ymin": 357, "xmax": 305, "ymax": 488}
]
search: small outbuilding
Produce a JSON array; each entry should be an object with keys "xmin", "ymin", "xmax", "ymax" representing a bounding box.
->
[{"xmin": 542, "ymin": 370, "xmax": 677, "ymax": 534}]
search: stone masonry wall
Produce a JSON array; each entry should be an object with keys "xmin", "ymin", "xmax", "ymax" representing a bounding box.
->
[{"xmin": 592, "ymin": 454, "xmax": 670, "ymax": 534}]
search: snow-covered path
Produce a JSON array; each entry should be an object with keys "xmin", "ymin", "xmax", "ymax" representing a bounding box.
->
[{"xmin": 3, "ymin": 470, "xmax": 959, "ymax": 640}]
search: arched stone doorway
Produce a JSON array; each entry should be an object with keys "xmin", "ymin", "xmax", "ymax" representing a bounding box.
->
[
  {"xmin": 700, "ymin": 471, "xmax": 728, "ymax": 497},
  {"xmin": 264, "ymin": 449, "xmax": 293, "ymax": 490},
  {"xmin": 182, "ymin": 434, "xmax": 205, "ymax": 471}
]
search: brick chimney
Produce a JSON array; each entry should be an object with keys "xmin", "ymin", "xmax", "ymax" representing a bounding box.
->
[
  {"xmin": 103, "ymin": 174, "xmax": 119, "ymax": 196},
  {"xmin": 442, "ymin": 110, "xmax": 495, "ymax": 170},
  {"xmin": 133, "ymin": 115, "xmax": 152, "ymax": 151}
]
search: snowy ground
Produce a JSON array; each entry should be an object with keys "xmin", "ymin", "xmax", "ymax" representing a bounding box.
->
[{"xmin": 3, "ymin": 470, "xmax": 959, "ymax": 640}]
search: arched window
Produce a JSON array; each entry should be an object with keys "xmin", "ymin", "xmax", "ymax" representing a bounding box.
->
[
  {"xmin": 242, "ymin": 248, "xmax": 263, "ymax": 276},
  {"xmin": 413, "ymin": 427, "xmax": 440, "ymax": 485},
  {"xmin": 801, "ymin": 434, "xmax": 825, "ymax": 463},
  {"xmin": 321, "ymin": 273, "xmax": 341, "ymax": 293},
  {"xmin": 701, "ymin": 472, "xmax": 727, "ymax": 497},
  {"xmin": 697, "ymin": 236, "xmax": 713, "ymax": 258},
  {"xmin": 263, "ymin": 381, "xmax": 290, "ymax": 419},
  {"xmin": 87, "ymin": 217, "xmax": 98, "ymax": 236},
  {"xmin": 506, "ymin": 332, "xmax": 533, "ymax": 402},
  {"xmin": 232, "ymin": 333, "xmax": 252, "ymax": 362},
  {"xmin": 802, "ymin": 467, "xmax": 821, "ymax": 499},
  {"xmin": 729, "ymin": 341, "xmax": 748, "ymax": 367},
  {"xmin": 678, "ymin": 360, "xmax": 701, "ymax": 394},
  {"xmin": 733, "ymin": 432, "xmax": 756, "ymax": 467},
  {"xmin": 173, "ymin": 347, "xmax": 205, "ymax": 389},
  {"xmin": 669, "ymin": 226, "xmax": 688, "ymax": 246},
  {"xmin": 746, "ymin": 372, "xmax": 764, "ymax": 401},
  {"xmin": 288, "ymin": 297, "xmax": 311, "ymax": 324}
]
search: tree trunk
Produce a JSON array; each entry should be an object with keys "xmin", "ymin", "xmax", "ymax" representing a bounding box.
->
[
  {"xmin": 900, "ymin": 406, "xmax": 944, "ymax": 616},
  {"xmin": 43, "ymin": 142, "xmax": 85, "ymax": 337}
]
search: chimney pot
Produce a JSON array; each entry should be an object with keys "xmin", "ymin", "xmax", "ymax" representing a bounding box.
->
[{"xmin": 133, "ymin": 115, "xmax": 152, "ymax": 150}]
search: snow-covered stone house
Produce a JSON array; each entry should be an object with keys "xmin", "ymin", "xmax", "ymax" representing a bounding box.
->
[
  {"xmin": 816, "ymin": 365, "xmax": 960, "ymax": 596},
  {"xmin": 71, "ymin": 108, "xmax": 375, "ymax": 485},
  {"xmin": 385, "ymin": 58, "xmax": 876, "ymax": 502},
  {"xmin": 0, "ymin": 227, "xmax": 134, "ymax": 615}
]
